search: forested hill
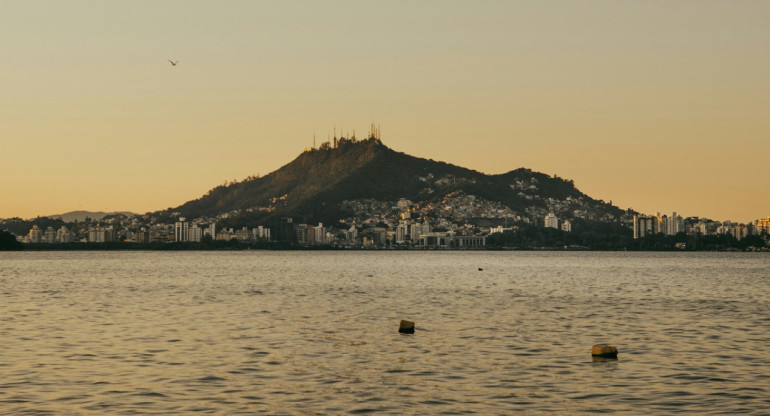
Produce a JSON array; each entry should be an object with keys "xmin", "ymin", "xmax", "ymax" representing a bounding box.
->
[{"xmin": 165, "ymin": 137, "xmax": 624, "ymax": 225}]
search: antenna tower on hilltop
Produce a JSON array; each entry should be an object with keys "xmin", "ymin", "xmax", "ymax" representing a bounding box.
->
[{"xmin": 368, "ymin": 122, "xmax": 381, "ymax": 141}]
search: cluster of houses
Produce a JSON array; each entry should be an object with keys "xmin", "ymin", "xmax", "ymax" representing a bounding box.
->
[{"xmin": 16, "ymin": 208, "xmax": 769, "ymax": 248}]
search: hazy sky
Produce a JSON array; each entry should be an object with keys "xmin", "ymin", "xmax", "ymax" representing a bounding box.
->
[{"xmin": 2, "ymin": 1, "xmax": 768, "ymax": 222}]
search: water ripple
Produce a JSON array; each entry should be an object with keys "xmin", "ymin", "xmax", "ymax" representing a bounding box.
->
[{"xmin": 0, "ymin": 251, "xmax": 768, "ymax": 414}]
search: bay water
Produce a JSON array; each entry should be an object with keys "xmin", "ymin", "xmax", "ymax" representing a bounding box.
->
[{"xmin": 1, "ymin": 251, "xmax": 769, "ymax": 414}]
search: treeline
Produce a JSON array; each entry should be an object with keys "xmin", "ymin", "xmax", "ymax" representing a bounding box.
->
[
  {"xmin": 486, "ymin": 220, "xmax": 768, "ymax": 251},
  {"xmin": 630, "ymin": 232, "xmax": 766, "ymax": 251},
  {"xmin": 486, "ymin": 220, "xmax": 632, "ymax": 250},
  {"xmin": 0, "ymin": 229, "xmax": 23, "ymax": 250},
  {"xmin": 16, "ymin": 237, "xmax": 335, "ymax": 251}
]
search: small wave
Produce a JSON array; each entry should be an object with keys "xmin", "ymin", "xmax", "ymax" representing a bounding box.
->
[{"xmin": 197, "ymin": 376, "xmax": 226, "ymax": 382}]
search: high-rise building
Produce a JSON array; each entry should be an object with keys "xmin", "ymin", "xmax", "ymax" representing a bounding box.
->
[
  {"xmin": 88, "ymin": 226, "xmax": 115, "ymax": 243},
  {"xmin": 56, "ymin": 226, "xmax": 74, "ymax": 243},
  {"xmin": 189, "ymin": 224, "xmax": 203, "ymax": 242},
  {"xmin": 396, "ymin": 222, "xmax": 408, "ymax": 243},
  {"xmin": 410, "ymin": 222, "xmax": 431, "ymax": 242},
  {"xmin": 28, "ymin": 225, "xmax": 43, "ymax": 243},
  {"xmin": 174, "ymin": 218, "xmax": 189, "ymax": 242},
  {"xmin": 274, "ymin": 217, "xmax": 296, "ymax": 244},
  {"xmin": 235, "ymin": 227, "xmax": 251, "ymax": 242},
  {"xmin": 43, "ymin": 227, "xmax": 56, "ymax": 244},
  {"xmin": 313, "ymin": 223, "xmax": 326, "ymax": 244},
  {"xmin": 135, "ymin": 230, "xmax": 149, "ymax": 243},
  {"xmin": 633, "ymin": 215, "xmax": 655, "ymax": 239},
  {"xmin": 757, "ymin": 217, "xmax": 770, "ymax": 234},
  {"xmin": 252, "ymin": 225, "xmax": 270, "ymax": 241},
  {"xmin": 295, "ymin": 224, "xmax": 310, "ymax": 245},
  {"xmin": 666, "ymin": 212, "xmax": 684, "ymax": 235}
]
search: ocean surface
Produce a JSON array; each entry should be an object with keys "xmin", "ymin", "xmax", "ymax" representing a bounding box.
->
[{"xmin": 1, "ymin": 251, "xmax": 769, "ymax": 415}]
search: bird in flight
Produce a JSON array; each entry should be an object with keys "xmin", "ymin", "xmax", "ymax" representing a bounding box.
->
[{"xmin": 168, "ymin": 59, "xmax": 179, "ymax": 66}]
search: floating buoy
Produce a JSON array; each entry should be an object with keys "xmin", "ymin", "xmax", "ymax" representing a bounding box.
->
[
  {"xmin": 399, "ymin": 320, "xmax": 415, "ymax": 334},
  {"xmin": 591, "ymin": 344, "xmax": 618, "ymax": 358}
]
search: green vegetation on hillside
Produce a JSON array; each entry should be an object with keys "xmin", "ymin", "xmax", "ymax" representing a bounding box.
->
[
  {"xmin": 169, "ymin": 139, "xmax": 623, "ymax": 226},
  {"xmin": 0, "ymin": 229, "xmax": 23, "ymax": 250}
]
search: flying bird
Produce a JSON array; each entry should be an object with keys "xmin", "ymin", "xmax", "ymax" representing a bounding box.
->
[{"xmin": 168, "ymin": 59, "xmax": 179, "ymax": 66}]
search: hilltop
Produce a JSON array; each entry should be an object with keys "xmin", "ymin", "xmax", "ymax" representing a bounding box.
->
[
  {"xmin": 50, "ymin": 211, "xmax": 138, "ymax": 223},
  {"xmin": 161, "ymin": 137, "xmax": 626, "ymax": 227}
]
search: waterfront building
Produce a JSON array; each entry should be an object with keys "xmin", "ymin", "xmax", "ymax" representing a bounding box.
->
[
  {"xmin": 134, "ymin": 230, "xmax": 149, "ymax": 243},
  {"xmin": 666, "ymin": 212, "xmax": 684, "ymax": 235},
  {"xmin": 561, "ymin": 219, "xmax": 572, "ymax": 232},
  {"xmin": 757, "ymin": 217, "xmax": 770, "ymax": 234},
  {"xmin": 294, "ymin": 224, "xmax": 310, "ymax": 245},
  {"xmin": 56, "ymin": 226, "xmax": 74, "ymax": 243},
  {"xmin": 454, "ymin": 235, "xmax": 486, "ymax": 248},
  {"xmin": 489, "ymin": 226, "xmax": 514, "ymax": 234},
  {"xmin": 206, "ymin": 223, "xmax": 217, "ymax": 238},
  {"xmin": 174, "ymin": 218, "xmax": 189, "ymax": 242},
  {"xmin": 544, "ymin": 212, "xmax": 558, "ymax": 229},
  {"xmin": 734, "ymin": 223, "xmax": 750, "ymax": 240},
  {"xmin": 88, "ymin": 227, "xmax": 115, "ymax": 243},
  {"xmin": 395, "ymin": 222, "xmax": 408, "ymax": 243},
  {"xmin": 235, "ymin": 227, "xmax": 251, "ymax": 242},
  {"xmin": 345, "ymin": 225, "xmax": 358, "ymax": 242},
  {"xmin": 43, "ymin": 227, "xmax": 56, "ymax": 244},
  {"xmin": 274, "ymin": 217, "xmax": 297, "ymax": 244},
  {"xmin": 632, "ymin": 215, "xmax": 655, "ymax": 239},
  {"xmin": 189, "ymin": 224, "xmax": 203, "ymax": 242},
  {"xmin": 369, "ymin": 227, "xmax": 387, "ymax": 246},
  {"xmin": 252, "ymin": 225, "xmax": 270, "ymax": 241},
  {"xmin": 417, "ymin": 232, "xmax": 452, "ymax": 248},
  {"xmin": 28, "ymin": 225, "xmax": 43, "ymax": 243},
  {"xmin": 216, "ymin": 228, "xmax": 236, "ymax": 241},
  {"xmin": 409, "ymin": 222, "xmax": 431, "ymax": 242},
  {"xmin": 313, "ymin": 223, "xmax": 326, "ymax": 244}
]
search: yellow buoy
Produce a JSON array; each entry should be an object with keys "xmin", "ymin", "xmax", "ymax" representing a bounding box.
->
[{"xmin": 591, "ymin": 345, "xmax": 618, "ymax": 357}]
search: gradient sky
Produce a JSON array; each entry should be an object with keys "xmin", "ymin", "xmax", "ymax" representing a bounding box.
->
[{"xmin": 2, "ymin": 1, "xmax": 768, "ymax": 222}]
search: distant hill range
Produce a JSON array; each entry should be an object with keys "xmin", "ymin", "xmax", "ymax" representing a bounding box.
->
[
  {"xmin": 50, "ymin": 211, "xmax": 137, "ymax": 223},
  {"xmin": 163, "ymin": 137, "xmax": 626, "ymax": 226}
]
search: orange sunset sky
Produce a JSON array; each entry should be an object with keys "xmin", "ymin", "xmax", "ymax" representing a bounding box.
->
[{"xmin": 2, "ymin": 1, "xmax": 768, "ymax": 222}]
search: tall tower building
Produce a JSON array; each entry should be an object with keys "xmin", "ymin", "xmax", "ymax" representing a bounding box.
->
[{"xmin": 175, "ymin": 218, "xmax": 189, "ymax": 242}]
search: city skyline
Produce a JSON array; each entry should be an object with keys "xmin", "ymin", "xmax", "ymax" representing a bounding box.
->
[{"xmin": 2, "ymin": 1, "xmax": 769, "ymax": 222}]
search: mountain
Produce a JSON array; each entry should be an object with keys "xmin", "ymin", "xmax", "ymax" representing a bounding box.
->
[
  {"xmin": 165, "ymin": 137, "xmax": 625, "ymax": 226},
  {"xmin": 50, "ymin": 211, "xmax": 137, "ymax": 223}
]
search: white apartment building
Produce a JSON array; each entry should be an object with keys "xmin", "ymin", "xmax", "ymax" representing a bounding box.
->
[
  {"xmin": 28, "ymin": 225, "xmax": 43, "ymax": 243},
  {"xmin": 189, "ymin": 224, "xmax": 203, "ymax": 242},
  {"xmin": 174, "ymin": 218, "xmax": 189, "ymax": 242}
]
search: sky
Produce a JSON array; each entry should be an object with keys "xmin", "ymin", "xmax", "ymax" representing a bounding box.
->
[{"xmin": 2, "ymin": 1, "xmax": 768, "ymax": 222}]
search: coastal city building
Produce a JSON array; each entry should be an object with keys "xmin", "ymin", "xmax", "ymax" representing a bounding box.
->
[
  {"xmin": 544, "ymin": 212, "xmax": 558, "ymax": 229},
  {"xmin": 189, "ymin": 224, "xmax": 203, "ymax": 242},
  {"xmin": 28, "ymin": 225, "xmax": 42, "ymax": 243},
  {"xmin": 9, "ymin": 198, "xmax": 767, "ymax": 249},
  {"xmin": 174, "ymin": 218, "xmax": 189, "ymax": 242}
]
